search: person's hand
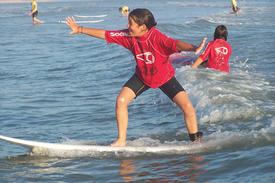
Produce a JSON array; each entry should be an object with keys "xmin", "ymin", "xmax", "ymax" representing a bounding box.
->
[
  {"xmin": 28, "ymin": 11, "xmax": 32, "ymax": 16},
  {"xmin": 195, "ymin": 37, "xmax": 207, "ymax": 55},
  {"xmin": 66, "ymin": 16, "xmax": 80, "ymax": 34}
]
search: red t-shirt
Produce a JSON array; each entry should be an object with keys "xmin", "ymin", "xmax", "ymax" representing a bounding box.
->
[
  {"xmin": 105, "ymin": 27, "xmax": 180, "ymax": 88},
  {"xmin": 199, "ymin": 39, "xmax": 232, "ymax": 72}
]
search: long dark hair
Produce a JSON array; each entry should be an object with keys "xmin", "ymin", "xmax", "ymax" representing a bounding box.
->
[
  {"xmin": 129, "ymin": 8, "xmax": 157, "ymax": 30},
  {"xmin": 214, "ymin": 25, "xmax": 228, "ymax": 41}
]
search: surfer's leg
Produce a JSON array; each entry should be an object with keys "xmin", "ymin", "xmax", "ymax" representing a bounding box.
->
[
  {"xmin": 174, "ymin": 92, "xmax": 203, "ymax": 142},
  {"xmin": 111, "ymin": 74, "xmax": 149, "ymax": 147},
  {"xmin": 111, "ymin": 87, "xmax": 136, "ymax": 147},
  {"xmin": 34, "ymin": 17, "xmax": 44, "ymax": 24},
  {"xmin": 160, "ymin": 76, "xmax": 201, "ymax": 141},
  {"xmin": 173, "ymin": 91, "xmax": 198, "ymax": 135},
  {"xmin": 32, "ymin": 11, "xmax": 44, "ymax": 24}
]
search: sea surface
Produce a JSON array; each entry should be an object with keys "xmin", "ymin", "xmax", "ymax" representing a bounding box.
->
[{"xmin": 0, "ymin": 0, "xmax": 274, "ymax": 182}]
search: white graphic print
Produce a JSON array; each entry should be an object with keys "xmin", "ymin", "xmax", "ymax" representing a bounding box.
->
[
  {"xmin": 110, "ymin": 32, "xmax": 129, "ymax": 37},
  {"xmin": 215, "ymin": 47, "xmax": 228, "ymax": 66},
  {"xmin": 215, "ymin": 47, "xmax": 228, "ymax": 55},
  {"xmin": 136, "ymin": 52, "xmax": 155, "ymax": 64}
]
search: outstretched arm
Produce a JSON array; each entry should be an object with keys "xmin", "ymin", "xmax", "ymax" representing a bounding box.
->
[
  {"xmin": 191, "ymin": 57, "xmax": 204, "ymax": 68},
  {"xmin": 66, "ymin": 16, "xmax": 106, "ymax": 39},
  {"xmin": 195, "ymin": 37, "xmax": 207, "ymax": 54},
  {"xmin": 176, "ymin": 37, "xmax": 207, "ymax": 55}
]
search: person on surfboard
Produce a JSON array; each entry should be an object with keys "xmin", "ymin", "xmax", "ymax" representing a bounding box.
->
[
  {"xmin": 191, "ymin": 25, "xmax": 232, "ymax": 72},
  {"xmin": 28, "ymin": 0, "xmax": 44, "ymax": 24},
  {"xmin": 66, "ymin": 8, "xmax": 206, "ymax": 146}
]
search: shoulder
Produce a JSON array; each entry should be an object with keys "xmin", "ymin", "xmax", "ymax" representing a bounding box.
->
[
  {"xmin": 205, "ymin": 40, "xmax": 215, "ymax": 48},
  {"xmin": 155, "ymin": 28, "xmax": 169, "ymax": 37},
  {"xmin": 219, "ymin": 39, "xmax": 231, "ymax": 48},
  {"xmin": 150, "ymin": 28, "xmax": 175, "ymax": 42},
  {"xmin": 213, "ymin": 39, "xmax": 229, "ymax": 46},
  {"xmin": 149, "ymin": 28, "xmax": 165, "ymax": 37}
]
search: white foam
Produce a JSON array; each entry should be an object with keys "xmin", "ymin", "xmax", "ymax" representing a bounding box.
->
[
  {"xmin": 175, "ymin": 62, "xmax": 270, "ymax": 125},
  {"xmin": 271, "ymin": 118, "xmax": 275, "ymax": 127}
]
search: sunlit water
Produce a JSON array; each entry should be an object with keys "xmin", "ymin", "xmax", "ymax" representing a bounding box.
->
[{"xmin": 0, "ymin": 0, "xmax": 274, "ymax": 182}]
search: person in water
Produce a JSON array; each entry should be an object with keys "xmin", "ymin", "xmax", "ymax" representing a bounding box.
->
[
  {"xmin": 119, "ymin": 6, "xmax": 130, "ymax": 17},
  {"xmin": 28, "ymin": 0, "xmax": 44, "ymax": 24},
  {"xmin": 191, "ymin": 25, "xmax": 232, "ymax": 72},
  {"xmin": 231, "ymin": 0, "xmax": 242, "ymax": 14},
  {"xmin": 66, "ymin": 8, "xmax": 206, "ymax": 146}
]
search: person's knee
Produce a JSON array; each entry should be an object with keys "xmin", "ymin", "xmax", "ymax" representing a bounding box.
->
[
  {"xmin": 173, "ymin": 93, "xmax": 194, "ymax": 111},
  {"xmin": 175, "ymin": 98, "xmax": 195, "ymax": 115},
  {"xmin": 182, "ymin": 102, "xmax": 195, "ymax": 113},
  {"xmin": 116, "ymin": 95, "xmax": 128, "ymax": 108}
]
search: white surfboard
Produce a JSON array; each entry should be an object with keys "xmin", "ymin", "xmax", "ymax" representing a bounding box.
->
[
  {"xmin": 58, "ymin": 20, "xmax": 104, "ymax": 24},
  {"xmin": 0, "ymin": 135, "xmax": 200, "ymax": 156},
  {"xmin": 169, "ymin": 54, "xmax": 197, "ymax": 66},
  {"xmin": 75, "ymin": 14, "xmax": 108, "ymax": 18}
]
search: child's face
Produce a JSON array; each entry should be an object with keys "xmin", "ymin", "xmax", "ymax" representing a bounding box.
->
[{"xmin": 127, "ymin": 17, "xmax": 147, "ymax": 37}]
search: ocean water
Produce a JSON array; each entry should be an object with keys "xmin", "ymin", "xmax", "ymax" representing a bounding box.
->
[{"xmin": 0, "ymin": 0, "xmax": 274, "ymax": 182}]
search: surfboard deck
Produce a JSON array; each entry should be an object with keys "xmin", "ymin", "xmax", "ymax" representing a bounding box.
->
[
  {"xmin": 74, "ymin": 14, "xmax": 107, "ymax": 18},
  {"xmin": 58, "ymin": 20, "xmax": 104, "ymax": 24},
  {"xmin": 0, "ymin": 135, "xmax": 196, "ymax": 155}
]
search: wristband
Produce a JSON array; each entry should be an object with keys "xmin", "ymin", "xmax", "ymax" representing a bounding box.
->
[
  {"xmin": 189, "ymin": 131, "xmax": 203, "ymax": 142},
  {"xmin": 78, "ymin": 26, "xmax": 83, "ymax": 34}
]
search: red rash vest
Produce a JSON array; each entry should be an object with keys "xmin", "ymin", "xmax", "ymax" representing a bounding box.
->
[
  {"xmin": 199, "ymin": 39, "xmax": 232, "ymax": 72},
  {"xmin": 105, "ymin": 27, "xmax": 180, "ymax": 88}
]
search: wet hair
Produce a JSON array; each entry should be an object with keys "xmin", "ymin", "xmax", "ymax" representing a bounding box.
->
[
  {"xmin": 128, "ymin": 8, "xmax": 157, "ymax": 30},
  {"xmin": 214, "ymin": 25, "xmax": 228, "ymax": 41}
]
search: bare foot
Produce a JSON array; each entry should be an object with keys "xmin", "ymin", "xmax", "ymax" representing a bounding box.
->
[
  {"xmin": 110, "ymin": 138, "xmax": 126, "ymax": 147},
  {"xmin": 193, "ymin": 137, "xmax": 202, "ymax": 143}
]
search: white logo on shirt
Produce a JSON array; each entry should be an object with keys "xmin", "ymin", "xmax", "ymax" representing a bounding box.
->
[
  {"xmin": 136, "ymin": 52, "xmax": 155, "ymax": 64},
  {"xmin": 215, "ymin": 47, "xmax": 228, "ymax": 55},
  {"xmin": 215, "ymin": 47, "xmax": 228, "ymax": 66},
  {"xmin": 110, "ymin": 32, "xmax": 129, "ymax": 37}
]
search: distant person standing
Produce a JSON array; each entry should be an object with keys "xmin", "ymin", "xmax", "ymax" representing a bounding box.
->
[
  {"xmin": 231, "ymin": 0, "xmax": 242, "ymax": 14},
  {"xmin": 28, "ymin": 0, "xmax": 44, "ymax": 24},
  {"xmin": 119, "ymin": 6, "xmax": 130, "ymax": 17}
]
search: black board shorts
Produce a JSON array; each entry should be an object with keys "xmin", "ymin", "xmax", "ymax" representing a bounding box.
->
[
  {"xmin": 32, "ymin": 11, "xmax": 38, "ymax": 18},
  {"xmin": 124, "ymin": 74, "xmax": 185, "ymax": 101}
]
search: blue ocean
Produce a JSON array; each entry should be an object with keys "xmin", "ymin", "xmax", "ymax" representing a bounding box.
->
[{"xmin": 0, "ymin": 0, "xmax": 274, "ymax": 182}]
